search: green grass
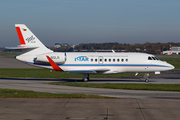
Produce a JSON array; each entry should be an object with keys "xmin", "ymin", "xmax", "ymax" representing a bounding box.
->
[
  {"xmin": 48, "ymin": 83, "xmax": 180, "ymax": 92},
  {"xmin": 0, "ymin": 88, "xmax": 112, "ymax": 98}
]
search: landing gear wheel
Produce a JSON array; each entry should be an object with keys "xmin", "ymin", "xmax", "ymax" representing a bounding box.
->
[
  {"xmin": 83, "ymin": 74, "xmax": 89, "ymax": 82},
  {"xmin": 83, "ymin": 78, "xmax": 88, "ymax": 82},
  {"xmin": 145, "ymin": 79, "xmax": 149, "ymax": 83},
  {"xmin": 144, "ymin": 73, "xmax": 149, "ymax": 83}
]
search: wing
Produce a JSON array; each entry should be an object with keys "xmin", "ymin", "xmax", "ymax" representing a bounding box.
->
[
  {"xmin": 46, "ymin": 56, "xmax": 110, "ymax": 73},
  {"xmin": 46, "ymin": 56, "xmax": 63, "ymax": 71},
  {"xmin": 67, "ymin": 68, "xmax": 110, "ymax": 74}
]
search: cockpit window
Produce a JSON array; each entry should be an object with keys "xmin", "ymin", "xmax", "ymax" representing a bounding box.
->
[
  {"xmin": 148, "ymin": 57, "xmax": 152, "ymax": 60},
  {"xmin": 154, "ymin": 57, "xmax": 159, "ymax": 60},
  {"xmin": 152, "ymin": 57, "xmax": 156, "ymax": 60},
  {"xmin": 148, "ymin": 56, "xmax": 159, "ymax": 60}
]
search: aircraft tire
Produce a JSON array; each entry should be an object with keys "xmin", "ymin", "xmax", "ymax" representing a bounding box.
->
[
  {"xmin": 83, "ymin": 78, "xmax": 88, "ymax": 82},
  {"xmin": 145, "ymin": 79, "xmax": 149, "ymax": 83}
]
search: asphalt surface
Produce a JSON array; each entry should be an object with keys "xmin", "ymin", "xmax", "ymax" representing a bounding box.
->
[
  {"xmin": 1, "ymin": 77, "xmax": 180, "ymax": 100},
  {"xmin": 1, "ymin": 56, "xmax": 180, "ymax": 120},
  {"xmin": 0, "ymin": 56, "xmax": 36, "ymax": 68},
  {"xmin": 1, "ymin": 98, "xmax": 180, "ymax": 120}
]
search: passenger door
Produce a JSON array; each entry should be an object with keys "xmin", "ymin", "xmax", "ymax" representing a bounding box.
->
[{"xmin": 98, "ymin": 56, "xmax": 103, "ymax": 64}]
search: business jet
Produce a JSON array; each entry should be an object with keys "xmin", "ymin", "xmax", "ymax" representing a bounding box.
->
[{"xmin": 7, "ymin": 24, "xmax": 174, "ymax": 82}]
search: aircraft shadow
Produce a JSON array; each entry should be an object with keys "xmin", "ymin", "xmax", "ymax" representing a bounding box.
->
[{"xmin": 1, "ymin": 75, "xmax": 179, "ymax": 83}]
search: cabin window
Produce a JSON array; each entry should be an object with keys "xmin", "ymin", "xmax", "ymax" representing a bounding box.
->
[
  {"xmin": 126, "ymin": 59, "xmax": 128, "ymax": 62},
  {"xmin": 121, "ymin": 59, "xmax": 124, "ymax": 62},
  {"xmin": 109, "ymin": 59, "xmax": 111, "ymax": 62},
  {"xmin": 100, "ymin": 59, "xmax": 102, "ymax": 62},
  {"xmin": 117, "ymin": 59, "xmax": 120, "ymax": 62},
  {"xmin": 95, "ymin": 59, "xmax": 97, "ymax": 62},
  {"xmin": 113, "ymin": 59, "xmax": 115, "ymax": 62},
  {"xmin": 91, "ymin": 59, "xmax": 93, "ymax": 62},
  {"xmin": 104, "ymin": 59, "xmax": 107, "ymax": 62}
]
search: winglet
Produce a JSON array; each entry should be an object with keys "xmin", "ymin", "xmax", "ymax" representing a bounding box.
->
[{"xmin": 46, "ymin": 56, "xmax": 63, "ymax": 71}]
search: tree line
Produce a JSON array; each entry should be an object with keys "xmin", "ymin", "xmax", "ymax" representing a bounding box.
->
[
  {"xmin": 3, "ymin": 42, "xmax": 179, "ymax": 54},
  {"xmin": 50, "ymin": 42, "xmax": 180, "ymax": 54}
]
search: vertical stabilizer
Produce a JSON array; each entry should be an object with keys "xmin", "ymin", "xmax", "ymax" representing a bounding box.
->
[
  {"xmin": 15, "ymin": 24, "xmax": 53, "ymax": 63},
  {"xmin": 15, "ymin": 24, "xmax": 49, "ymax": 49}
]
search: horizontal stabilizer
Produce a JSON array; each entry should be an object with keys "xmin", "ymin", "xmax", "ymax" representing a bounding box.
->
[{"xmin": 6, "ymin": 45, "xmax": 39, "ymax": 50}]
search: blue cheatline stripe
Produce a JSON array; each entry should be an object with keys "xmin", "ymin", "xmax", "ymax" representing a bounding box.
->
[
  {"xmin": 23, "ymin": 61, "xmax": 171, "ymax": 68},
  {"xmin": 60, "ymin": 64, "xmax": 169, "ymax": 67}
]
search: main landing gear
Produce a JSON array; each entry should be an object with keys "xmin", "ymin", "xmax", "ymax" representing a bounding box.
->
[
  {"xmin": 83, "ymin": 74, "xmax": 89, "ymax": 82},
  {"xmin": 144, "ymin": 73, "xmax": 149, "ymax": 83}
]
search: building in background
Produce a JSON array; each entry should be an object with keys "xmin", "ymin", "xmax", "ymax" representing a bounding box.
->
[
  {"xmin": 163, "ymin": 44, "xmax": 180, "ymax": 55},
  {"xmin": 54, "ymin": 43, "xmax": 69, "ymax": 48}
]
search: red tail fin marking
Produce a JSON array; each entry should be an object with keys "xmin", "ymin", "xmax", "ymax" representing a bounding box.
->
[{"xmin": 16, "ymin": 27, "xmax": 26, "ymax": 45}]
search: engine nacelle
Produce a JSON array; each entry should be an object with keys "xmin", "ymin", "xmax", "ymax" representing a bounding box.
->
[{"xmin": 35, "ymin": 52, "xmax": 66, "ymax": 64}]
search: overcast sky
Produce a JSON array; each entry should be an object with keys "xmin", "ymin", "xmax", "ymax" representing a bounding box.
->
[{"xmin": 0, "ymin": 0, "xmax": 180, "ymax": 47}]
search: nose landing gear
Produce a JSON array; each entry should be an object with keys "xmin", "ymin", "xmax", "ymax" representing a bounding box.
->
[{"xmin": 144, "ymin": 73, "xmax": 149, "ymax": 83}]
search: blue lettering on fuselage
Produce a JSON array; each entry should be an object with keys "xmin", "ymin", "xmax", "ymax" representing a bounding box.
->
[{"xmin": 75, "ymin": 56, "xmax": 89, "ymax": 61}]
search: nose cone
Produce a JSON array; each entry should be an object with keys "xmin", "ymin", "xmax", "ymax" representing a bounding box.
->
[
  {"xmin": 167, "ymin": 63, "xmax": 175, "ymax": 70},
  {"xmin": 171, "ymin": 64, "xmax": 175, "ymax": 69}
]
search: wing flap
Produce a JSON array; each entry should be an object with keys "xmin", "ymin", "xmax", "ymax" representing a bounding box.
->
[{"xmin": 94, "ymin": 68, "xmax": 110, "ymax": 72}]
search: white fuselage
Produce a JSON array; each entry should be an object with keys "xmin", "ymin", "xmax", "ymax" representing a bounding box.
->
[{"xmin": 17, "ymin": 52, "xmax": 174, "ymax": 74}]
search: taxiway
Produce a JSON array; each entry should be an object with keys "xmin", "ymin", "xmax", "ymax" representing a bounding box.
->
[{"xmin": 0, "ymin": 56, "xmax": 180, "ymax": 119}]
